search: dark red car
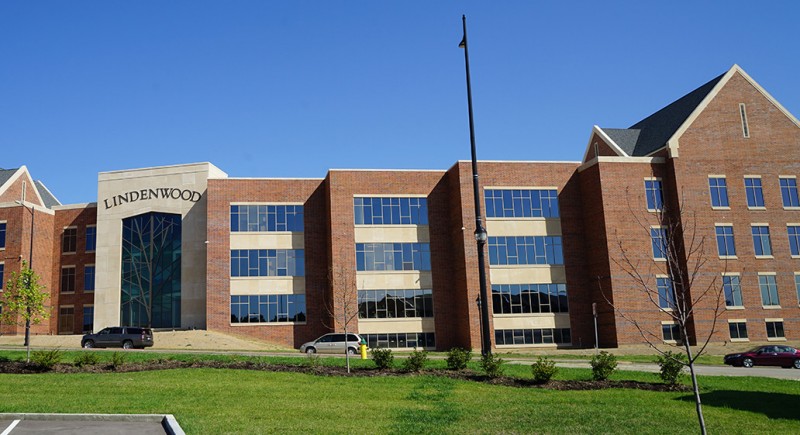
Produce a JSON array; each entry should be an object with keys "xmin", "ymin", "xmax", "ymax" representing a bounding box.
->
[{"xmin": 724, "ymin": 345, "xmax": 800, "ymax": 369}]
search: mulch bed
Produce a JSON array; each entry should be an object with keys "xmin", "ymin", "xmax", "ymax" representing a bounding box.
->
[{"xmin": 0, "ymin": 360, "xmax": 688, "ymax": 392}]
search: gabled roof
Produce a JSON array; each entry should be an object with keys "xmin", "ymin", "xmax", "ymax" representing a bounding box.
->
[
  {"xmin": 602, "ymin": 72, "xmax": 725, "ymax": 157},
  {"xmin": 34, "ymin": 180, "xmax": 61, "ymax": 208},
  {"xmin": 0, "ymin": 167, "xmax": 18, "ymax": 187}
]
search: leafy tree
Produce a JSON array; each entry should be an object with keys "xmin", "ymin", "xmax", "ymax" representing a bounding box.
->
[{"xmin": 0, "ymin": 261, "xmax": 50, "ymax": 362}]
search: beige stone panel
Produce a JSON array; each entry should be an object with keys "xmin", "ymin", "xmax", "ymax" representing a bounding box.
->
[
  {"xmin": 493, "ymin": 313, "xmax": 571, "ymax": 330},
  {"xmin": 230, "ymin": 277, "xmax": 306, "ymax": 295},
  {"xmin": 354, "ymin": 226, "xmax": 430, "ymax": 243},
  {"xmin": 94, "ymin": 163, "xmax": 228, "ymax": 332},
  {"xmin": 356, "ymin": 271, "xmax": 432, "ymax": 290},
  {"xmin": 486, "ymin": 219, "xmax": 561, "ymax": 236},
  {"xmin": 489, "ymin": 266, "xmax": 566, "ymax": 284},
  {"xmin": 357, "ymin": 318, "xmax": 435, "ymax": 334},
  {"xmin": 230, "ymin": 233, "xmax": 304, "ymax": 249}
]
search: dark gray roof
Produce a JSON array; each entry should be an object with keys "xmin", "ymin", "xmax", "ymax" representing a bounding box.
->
[
  {"xmin": 34, "ymin": 180, "xmax": 61, "ymax": 208},
  {"xmin": 0, "ymin": 167, "xmax": 19, "ymax": 188},
  {"xmin": 602, "ymin": 72, "xmax": 726, "ymax": 156}
]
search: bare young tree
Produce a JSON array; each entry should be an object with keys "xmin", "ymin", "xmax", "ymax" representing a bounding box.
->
[
  {"xmin": 325, "ymin": 253, "xmax": 361, "ymax": 373},
  {"xmin": 602, "ymin": 188, "xmax": 726, "ymax": 435}
]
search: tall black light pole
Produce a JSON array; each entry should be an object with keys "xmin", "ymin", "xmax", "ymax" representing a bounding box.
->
[
  {"xmin": 15, "ymin": 188, "xmax": 35, "ymax": 348},
  {"xmin": 460, "ymin": 15, "xmax": 492, "ymax": 356}
]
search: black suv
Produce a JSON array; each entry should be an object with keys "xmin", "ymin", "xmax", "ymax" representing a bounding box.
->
[{"xmin": 81, "ymin": 327, "xmax": 154, "ymax": 349}]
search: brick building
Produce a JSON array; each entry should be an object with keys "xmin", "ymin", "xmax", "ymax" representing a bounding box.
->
[{"xmin": 1, "ymin": 65, "xmax": 798, "ymax": 350}]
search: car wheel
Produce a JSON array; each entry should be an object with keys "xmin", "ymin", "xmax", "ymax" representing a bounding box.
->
[
  {"xmin": 794, "ymin": 359, "xmax": 800, "ymax": 369},
  {"xmin": 305, "ymin": 347, "xmax": 316, "ymax": 354},
  {"xmin": 83, "ymin": 340, "xmax": 95, "ymax": 349},
  {"xmin": 122, "ymin": 340, "xmax": 134, "ymax": 350},
  {"xmin": 347, "ymin": 347, "xmax": 356, "ymax": 356},
  {"xmin": 742, "ymin": 357, "xmax": 754, "ymax": 368}
]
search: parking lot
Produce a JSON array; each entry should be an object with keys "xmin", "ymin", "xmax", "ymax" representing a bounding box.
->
[{"xmin": 0, "ymin": 414, "xmax": 183, "ymax": 435}]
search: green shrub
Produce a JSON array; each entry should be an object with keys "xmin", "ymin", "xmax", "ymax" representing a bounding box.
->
[
  {"xmin": 30, "ymin": 349, "xmax": 63, "ymax": 369},
  {"xmin": 656, "ymin": 351, "xmax": 686, "ymax": 386},
  {"xmin": 403, "ymin": 348, "xmax": 428, "ymax": 372},
  {"xmin": 480, "ymin": 353, "xmax": 505, "ymax": 378},
  {"xmin": 590, "ymin": 351, "xmax": 617, "ymax": 381},
  {"xmin": 109, "ymin": 351, "xmax": 126, "ymax": 370},
  {"xmin": 305, "ymin": 353, "xmax": 322, "ymax": 369},
  {"xmin": 371, "ymin": 348, "xmax": 394, "ymax": 370},
  {"xmin": 446, "ymin": 347, "xmax": 472, "ymax": 370},
  {"xmin": 530, "ymin": 357, "xmax": 558, "ymax": 384},
  {"xmin": 74, "ymin": 352, "xmax": 100, "ymax": 367}
]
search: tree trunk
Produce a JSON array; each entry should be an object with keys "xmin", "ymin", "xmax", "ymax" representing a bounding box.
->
[{"xmin": 683, "ymin": 341, "xmax": 707, "ymax": 435}]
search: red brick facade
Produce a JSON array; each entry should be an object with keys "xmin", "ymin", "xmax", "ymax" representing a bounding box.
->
[{"xmin": 5, "ymin": 66, "xmax": 799, "ymax": 351}]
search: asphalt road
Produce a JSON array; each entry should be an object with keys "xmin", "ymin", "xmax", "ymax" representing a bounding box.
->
[{"xmin": 543, "ymin": 360, "xmax": 800, "ymax": 381}]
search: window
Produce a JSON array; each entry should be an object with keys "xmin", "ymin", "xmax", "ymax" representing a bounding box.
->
[
  {"xmin": 84, "ymin": 265, "xmax": 95, "ymax": 291},
  {"xmin": 789, "ymin": 226, "xmax": 800, "ymax": 256},
  {"xmin": 739, "ymin": 103, "xmax": 750, "ymax": 138},
  {"xmin": 355, "ymin": 243, "xmax": 431, "ymax": 271},
  {"xmin": 644, "ymin": 179, "xmax": 664, "ymax": 211},
  {"xmin": 495, "ymin": 328, "xmax": 571, "ymax": 345},
  {"xmin": 230, "ymin": 205, "xmax": 304, "ymax": 232},
  {"xmin": 354, "ymin": 197, "xmax": 428, "ymax": 225},
  {"xmin": 759, "ymin": 275, "xmax": 780, "ymax": 307},
  {"xmin": 708, "ymin": 177, "xmax": 729, "ymax": 208},
  {"xmin": 723, "ymin": 275, "xmax": 743, "ymax": 307},
  {"xmin": 662, "ymin": 323, "xmax": 681, "ymax": 342},
  {"xmin": 796, "ymin": 273, "xmax": 800, "ymax": 305},
  {"xmin": 780, "ymin": 178, "xmax": 800, "ymax": 208},
  {"xmin": 488, "ymin": 236, "xmax": 563, "ymax": 265},
  {"xmin": 751, "ymin": 226, "xmax": 772, "ymax": 256},
  {"xmin": 60, "ymin": 266, "xmax": 76, "ymax": 293},
  {"xmin": 484, "ymin": 189, "xmax": 560, "ymax": 218},
  {"xmin": 85, "ymin": 226, "xmax": 96, "ymax": 252},
  {"xmin": 492, "ymin": 283, "xmax": 568, "ymax": 314},
  {"xmin": 744, "ymin": 177, "xmax": 764, "ymax": 208},
  {"xmin": 657, "ymin": 277, "xmax": 676, "ymax": 310},
  {"xmin": 728, "ymin": 322, "xmax": 748, "ymax": 340},
  {"xmin": 83, "ymin": 306, "xmax": 94, "ymax": 333},
  {"xmin": 715, "ymin": 225, "xmax": 736, "ymax": 257},
  {"xmin": 230, "ymin": 249, "xmax": 305, "ymax": 277},
  {"xmin": 766, "ymin": 321, "xmax": 785, "ymax": 339},
  {"xmin": 362, "ymin": 332, "xmax": 435, "ymax": 349},
  {"xmin": 58, "ymin": 306, "xmax": 74, "ymax": 334},
  {"xmin": 230, "ymin": 294, "xmax": 306, "ymax": 323},
  {"xmin": 62, "ymin": 227, "xmax": 77, "ymax": 253},
  {"xmin": 0, "ymin": 262, "xmax": 4, "ymax": 290},
  {"xmin": 358, "ymin": 289, "xmax": 433, "ymax": 319},
  {"xmin": 650, "ymin": 227, "xmax": 668, "ymax": 260},
  {"xmin": 0, "ymin": 222, "xmax": 5, "ymax": 249}
]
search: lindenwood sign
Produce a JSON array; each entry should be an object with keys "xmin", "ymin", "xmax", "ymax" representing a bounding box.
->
[{"xmin": 103, "ymin": 188, "xmax": 202, "ymax": 209}]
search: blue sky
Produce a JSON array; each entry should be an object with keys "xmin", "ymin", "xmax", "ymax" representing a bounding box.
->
[{"xmin": 2, "ymin": 1, "xmax": 798, "ymax": 204}]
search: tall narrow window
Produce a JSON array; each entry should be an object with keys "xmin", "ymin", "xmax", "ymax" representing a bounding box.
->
[
  {"xmin": 795, "ymin": 273, "xmax": 800, "ymax": 305},
  {"xmin": 780, "ymin": 178, "xmax": 800, "ymax": 208},
  {"xmin": 751, "ymin": 225, "xmax": 772, "ymax": 256},
  {"xmin": 0, "ymin": 262, "xmax": 4, "ymax": 290},
  {"xmin": 722, "ymin": 275, "xmax": 743, "ymax": 307},
  {"xmin": 739, "ymin": 103, "xmax": 750, "ymax": 138},
  {"xmin": 84, "ymin": 265, "xmax": 95, "ymax": 291},
  {"xmin": 644, "ymin": 179, "xmax": 664, "ymax": 211},
  {"xmin": 61, "ymin": 266, "xmax": 76, "ymax": 293},
  {"xmin": 788, "ymin": 226, "xmax": 800, "ymax": 256},
  {"xmin": 758, "ymin": 274, "xmax": 780, "ymax": 307},
  {"xmin": 650, "ymin": 227, "xmax": 668, "ymax": 260},
  {"xmin": 656, "ymin": 277, "xmax": 675, "ymax": 309},
  {"xmin": 85, "ymin": 226, "xmax": 97, "ymax": 252},
  {"xmin": 715, "ymin": 225, "xmax": 736, "ymax": 257},
  {"xmin": 62, "ymin": 228, "xmax": 77, "ymax": 253},
  {"xmin": 744, "ymin": 177, "xmax": 764, "ymax": 208},
  {"xmin": 708, "ymin": 177, "xmax": 729, "ymax": 208},
  {"xmin": 0, "ymin": 222, "xmax": 6, "ymax": 249}
]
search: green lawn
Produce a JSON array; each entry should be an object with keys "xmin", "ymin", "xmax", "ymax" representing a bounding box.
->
[{"xmin": 0, "ymin": 352, "xmax": 798, "ymax": 434}]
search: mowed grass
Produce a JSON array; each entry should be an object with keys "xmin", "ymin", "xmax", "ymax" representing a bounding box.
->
[{"xmin": 1, "ymin": 354, "xmax": 798, "ymax": 433}]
